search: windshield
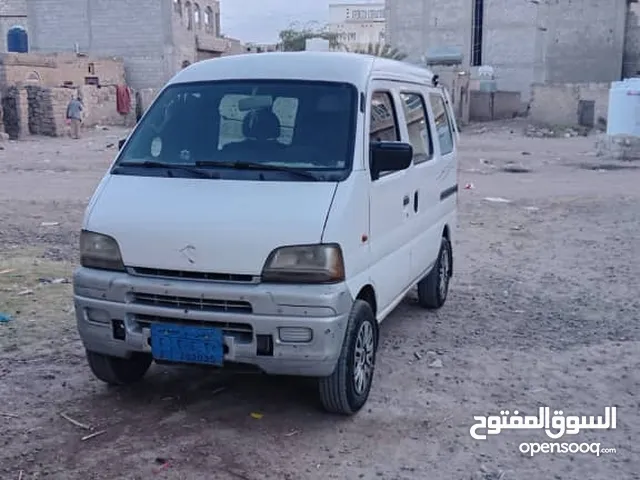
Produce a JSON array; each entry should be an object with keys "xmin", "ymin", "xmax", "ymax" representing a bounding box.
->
[{"xmin": 114, "ymin": 80, "xmax": 358, "ymax": 182}]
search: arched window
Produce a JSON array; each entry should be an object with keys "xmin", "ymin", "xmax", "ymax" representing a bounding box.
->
[
  {"xmin": 204, "ymin": 6, "xmax": 213, "ymax": 33},
  {"xmin": 184, "ymin": 1, "xmax": 193, "ymax": 30},
  {"xmin": 6, "ymin": 25, "xmax": 28, "ymax": 53},
  {"xmin": 173, "ymin": 0, "xmax": 182, "ymax": 15},
  {"xmin": 194, "ymin": 4, "xmax": 201, "ymax": 29}
]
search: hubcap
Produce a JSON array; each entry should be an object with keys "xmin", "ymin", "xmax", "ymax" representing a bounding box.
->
[
  {"xmin": 438, "ymin": 247, "xmax": 450, "ymax": 299},
  {"xmin": 353, "ymin": 321, "xmax": 375, "ymax": 396}
]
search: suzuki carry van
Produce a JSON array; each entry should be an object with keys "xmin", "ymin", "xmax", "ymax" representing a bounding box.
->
[{"xmin": 74, "ymin": 52, "xmax": 459, "ymax": 415}]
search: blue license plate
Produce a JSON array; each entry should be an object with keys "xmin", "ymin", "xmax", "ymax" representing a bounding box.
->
[{"xmin": 150, "ymin": 323, "xmax": 224, "ymax": 366}]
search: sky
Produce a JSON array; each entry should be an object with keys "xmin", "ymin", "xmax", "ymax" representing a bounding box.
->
[
  {"xmin": 220, "ymin": 0, "xmax": 329, "ymax": 44},
  {"xmin": 220, "ymin": 0, "xmax": 375, "ymax": 44}
]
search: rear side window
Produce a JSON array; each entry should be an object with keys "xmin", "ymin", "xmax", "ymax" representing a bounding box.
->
[
  {"xmin": 429, "ymin": 93, "xmax": 454, "ymax": 155},
  {"xmin": 399, "ymin": 92, "xmax": 433, "ymax": 164},
  {"xmin": 369, "ymin": 91, "xmax": 399, "ymax": 142}
]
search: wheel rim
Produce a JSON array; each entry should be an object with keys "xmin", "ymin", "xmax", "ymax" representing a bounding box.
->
[
  {"xmin": 353, "ymin": 321, "xmax": 375, "ymax": 396},
  {"xmin": 438, "ymin": 247, "xmax": 450, "ymax": 300}
]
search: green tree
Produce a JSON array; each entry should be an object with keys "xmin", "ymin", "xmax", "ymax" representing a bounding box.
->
[{"xmin": 344, "ymin": 42, "xmax": 408, "ymax": 60}]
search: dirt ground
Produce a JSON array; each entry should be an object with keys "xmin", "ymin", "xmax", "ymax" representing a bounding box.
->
[{"xmin": 0, "ymin": 121, "xmax": 639, "ymax": 480}]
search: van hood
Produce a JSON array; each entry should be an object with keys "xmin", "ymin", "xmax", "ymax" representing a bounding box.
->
[{"xmin": 86, "ymin": 175, "xmax": 337, "ymax": 276}]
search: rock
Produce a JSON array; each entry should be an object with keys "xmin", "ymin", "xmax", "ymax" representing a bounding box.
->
[{"xmin": 429, "ymin": 359, "xmax": 443, "ymax": 368}]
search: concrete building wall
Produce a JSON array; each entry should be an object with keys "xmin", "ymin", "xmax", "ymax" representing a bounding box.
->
[
  {"xmin": 0, "ymin": 0, "xmax": 28, "ymax": 53},
  {"xmin": 543, "ymin": 0, "xmax": 626, "ymax": 84},
  {"xmin": 529, "ymin": 83, "xmax": 609, "ymax": 127},
  {"xmin": 386, "ymin": 0, "xmax": 627, "ymax": 103},
  {"xmin": 27, "ymin": 0, "xmax": 168, "ymax": 89}
]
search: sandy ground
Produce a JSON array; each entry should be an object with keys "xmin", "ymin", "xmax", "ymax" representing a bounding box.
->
[{"xmin": 0, "ymin": 122, "xmax": 639, "ymax": 480}]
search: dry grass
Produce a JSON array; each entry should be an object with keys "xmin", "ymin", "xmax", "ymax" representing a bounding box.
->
[{"xmin": 0, "ymin": 247, "xmax": 76, "ymax": 352}]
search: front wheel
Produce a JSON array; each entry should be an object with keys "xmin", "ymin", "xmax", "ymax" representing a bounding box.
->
[
  {"xmin": 86, "ymin": 350, "xmax": 152, "ymax": 386},
  {"xmin": 318, "ymin": 300, "xmax": 378, "ymax": 415},
  {"xmin": 417, "ymin": 236, "xmax": 452, "ymax": 309}
]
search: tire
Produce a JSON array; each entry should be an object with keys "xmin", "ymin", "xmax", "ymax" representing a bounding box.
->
[
  {"xmin": 417, "ymin": 236, "xmax": 452, "ymax": 309},
  {"xmin": 86, "ymin": 350, "xmax": 153, "ymax": 386},
  {"xmin": 318, "ymin": 299, "xmax": 378, "ymax": 415}
]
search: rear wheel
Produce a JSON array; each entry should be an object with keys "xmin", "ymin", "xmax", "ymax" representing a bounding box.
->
[
  {"xmin": 417, "ymin": 236, "xmax": 452, "ymax": 309},
  {"xmin": 318, "ymin": 300, "xmax": 377, "ymax": 415},
  {"xmin": 86, "ymin": 350, "xmax": 152, "ymax": 386}
]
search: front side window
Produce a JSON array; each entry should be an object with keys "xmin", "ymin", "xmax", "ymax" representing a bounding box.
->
[
  {"xmin": 114, "ymin": 80, "xmax": 358, "ymax": 182},
  {"xmin": 429, "ymin": 93, "xmax": 454, "ymax": 155},
  {"xmin": 399, "ymin": 92, "xmax": 433, "ymax": 164}
]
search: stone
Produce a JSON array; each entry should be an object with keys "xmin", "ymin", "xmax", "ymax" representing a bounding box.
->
[{"xmin": 595, "ymin": 134, "xmax": 640, "ymax": 161}]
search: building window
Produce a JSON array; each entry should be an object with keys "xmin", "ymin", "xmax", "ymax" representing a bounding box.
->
[
  {"xmin": 194, "ymin": 3, "xmax": 201, "ymax": 29},
  {"xmin": 173, "ymin": 0, "xmax": 182, "ymax": 15},
  {"xmin": 185, "ymin": 1, "xmax": 193, "ymax": 30},
  {"xmin": 6, "ymin": 25, "xmax": 29, "ymax": 53},
  {"xmin": 204, "ymin": 6, "xmax": 213, "ymax": 33},
  {"xmin": 471, "ymin": 0, "xmax": 484, "ymax": 66}
]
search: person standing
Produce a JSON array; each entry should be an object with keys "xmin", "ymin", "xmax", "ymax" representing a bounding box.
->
[{"xmin": 66, "ymin": 94, "xmax": 83, "ymax": 139}]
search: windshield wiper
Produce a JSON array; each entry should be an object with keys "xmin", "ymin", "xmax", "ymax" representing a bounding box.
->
[
  {"xmin": 195, "ymin": 161, "xmax": 319, "ymax": 180},
  {"xmin": 114, "ymin": 161, "xmax": 216, "ymax": 179}
]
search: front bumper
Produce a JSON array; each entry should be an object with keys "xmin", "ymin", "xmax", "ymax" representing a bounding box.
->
[{"xmin": 73, "ymin": 267, "xmax": 354, "ymax": 377}]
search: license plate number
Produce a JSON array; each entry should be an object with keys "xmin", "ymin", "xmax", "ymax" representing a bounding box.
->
[{"xmin": 150, "ymin": 323, "xmax": 224, "ymax": 366}]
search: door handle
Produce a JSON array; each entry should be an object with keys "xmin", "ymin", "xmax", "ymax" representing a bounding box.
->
[
  {"xmin": 413, "ymin": 190, "xmax": 419, "ymax": 212},
  {"xmin": 403, "ymin": 195, "xmax": 410, "ymax": 206}
]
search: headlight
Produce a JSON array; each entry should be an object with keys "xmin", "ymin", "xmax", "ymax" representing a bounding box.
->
[
  {"xmin": 80, "ymin": 230, "xmax": 125, "ymax": 271},
  {"xmin": 261, "ymin": 244, "xmax": 345, "ymax": 284}
]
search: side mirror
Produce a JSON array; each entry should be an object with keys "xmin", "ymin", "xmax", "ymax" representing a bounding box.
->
[
  {"xmin": 369, "ymin": 141, "xmax": 413, "ymax": 180},
  {"xmin": 118, "ymin": 138, "xmax": 126, "ymax": 150}
]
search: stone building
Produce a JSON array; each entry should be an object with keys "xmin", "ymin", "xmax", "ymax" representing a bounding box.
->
[
  {"xmin": 0, "ymin": 0, "xmax": 28, "ymax": 53},
  {"xmin": 386, "ymin": 0, "xmax": 638, "ymax": 103},
  {"xmin": 1, "ymin": 0, "xmax": 238, "ymax": 89}
]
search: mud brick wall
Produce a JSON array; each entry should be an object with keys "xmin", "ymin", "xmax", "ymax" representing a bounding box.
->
[
  {"xmin": 26, "ymin": 86, "xmax": 57, "ymax": 136},
  {"xmin": 79, "ymin": 85, "xmax": 137, "ymax": 128},
  {"xmin": 1, "ymin": 86, "xmax": 29, "ymax": 139}
]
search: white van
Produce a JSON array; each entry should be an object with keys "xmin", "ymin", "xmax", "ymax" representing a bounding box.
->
[{"xmin": 74, "ymin": 52, "xmax": 459, "ymax": 415}]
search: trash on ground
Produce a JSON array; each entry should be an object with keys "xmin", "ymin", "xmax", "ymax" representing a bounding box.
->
[
  {"xmin": 0, "ymin": 313, "xmax": 12, "ymax": 323},
  {"xmin": 60, "ymin": 412, "xmax": 92, "ymax": 430},
  {"xmin": 250, "ymin": 412, "xmax": 264, "ymax": 419},
  {"xmin": 0, "ymin": 268, "xmax": 15, "ymax": 275},
  {"xmin": 17, "ymin": 289, "xmax": 33, "ymax": 296},
  {"xmin": 484, "ymin": 197, "xmax": 512, "ymax": 203},
  {"xmin": 81, "ymin": 430, "xmax": 106, "ymax": 441},
  {"xmin": 524, "ymin": 206, "xmax": 540, "ymax": 212},
  {"xmin": 464, "ymin": 183, "xmax": 475, "ymax": 190},
  {"xmin": 40, "ymin": 222, "xmax": 60, "ymax": 227},
  {"xmin": 285, "ymin": 429, "xmax": 300, "ymax": 437},
  {"xmin": 511, "ymin": 225, "xmax": 523, "ymax": 231}
]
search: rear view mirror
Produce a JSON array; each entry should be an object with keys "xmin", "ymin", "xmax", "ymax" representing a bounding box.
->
[
  {"xmin": 118, "ymin": 138, "xmax": 126, "ymax": 150},
  {"xmin": 370, "ymin": 141, "xmax": 413, "ymax": 180}
]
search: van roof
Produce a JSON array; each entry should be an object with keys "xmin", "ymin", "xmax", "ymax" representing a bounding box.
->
[{"xmin": 169, "ymin": 51, "xmax": 435, "ymax": 89}]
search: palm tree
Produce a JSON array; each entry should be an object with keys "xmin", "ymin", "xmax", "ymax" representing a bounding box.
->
[{"xmin": 343, "ymin": 42, "xmax": 407, "ymax": 61}]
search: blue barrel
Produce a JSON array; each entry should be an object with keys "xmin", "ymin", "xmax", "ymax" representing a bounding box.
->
[{"xmin": 7, "ymin": 26, "xmax": 29, "ymax": 53}]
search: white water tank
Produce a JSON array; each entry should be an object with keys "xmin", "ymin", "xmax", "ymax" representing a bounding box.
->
[{"xmin": 606, "ymin": 78, "xmax": 640, "ymax": 136}]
